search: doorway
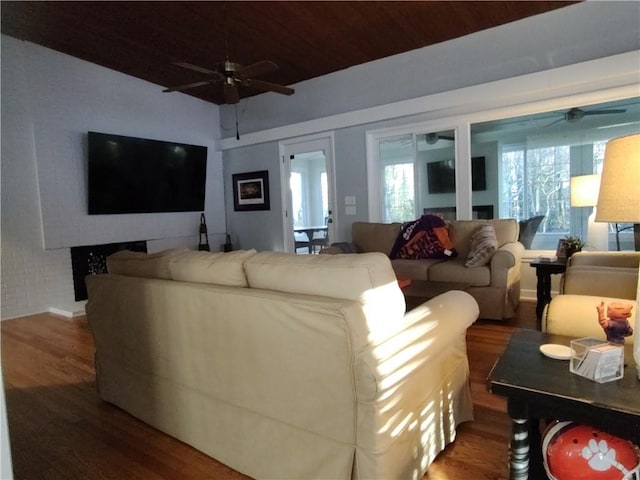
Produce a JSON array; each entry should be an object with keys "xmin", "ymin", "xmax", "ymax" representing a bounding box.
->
[{"xmin": 280, "ymin": 133, "xmax": 336, "ymax": 254}]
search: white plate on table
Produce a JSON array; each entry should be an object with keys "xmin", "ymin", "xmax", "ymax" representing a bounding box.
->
[{"xmin": 539, "ymin": 344, "xmax": 572, "ymax": 360}]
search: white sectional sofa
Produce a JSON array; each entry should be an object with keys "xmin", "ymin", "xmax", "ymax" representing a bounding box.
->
[{"xmin": 85, "ymin": 248, "xmax": 480, "ymax": 480}]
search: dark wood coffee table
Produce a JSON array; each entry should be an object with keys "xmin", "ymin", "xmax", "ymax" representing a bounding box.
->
[
  {"xmin": 401, "ymin": 280, "xmax": 469, "ymax": 310},
  {"xmin": 488, "ymin": 329, "xmax": 640, "ymax": 479}
]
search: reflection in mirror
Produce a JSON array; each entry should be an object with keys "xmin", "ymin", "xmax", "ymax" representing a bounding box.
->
[
  {"xmin": 379, "ymin": 135, "xmax": 415, "ymax": 223},
  {"xmin": 419, "ymin": 130, "xmax": 458, "ymax": 221},
  {"xmin": 471, "ymin": 97, "xmax": 639, "ymax": 250},
  {"xmin": 374, "ymin": 97, "xmax": 639, "ymax": 251}
]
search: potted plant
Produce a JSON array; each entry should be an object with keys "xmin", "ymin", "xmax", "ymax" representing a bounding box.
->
[{"xmin": 562, "ymin": 235, "xmax": 586, "ymax": 258}]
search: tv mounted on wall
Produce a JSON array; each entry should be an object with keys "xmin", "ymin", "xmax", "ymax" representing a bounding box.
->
[
  {"xmin": 427, "ymin": 156, "xmax": 486, "ymax": 194},
  {"xmin": 88, "ymin": 132, "xmax": 207, "ymax": 214}
]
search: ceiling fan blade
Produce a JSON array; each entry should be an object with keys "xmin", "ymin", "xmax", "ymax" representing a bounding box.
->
[
  {"xmin": 224, "ymin": 83, "xmax": 240, "ymax": 104},
  {"xmin": 163, "ymin": 80, "xmax": 214, "ymax": 93},
  {"xmin": 243, "ymin": 78, "xmax": 294, "ymax": 96},
  {"xmin": 235, "ymin": 60, "xmax": 278, "ymax": 80},
  {"xmin": 440, "ymin": 135, "xmax": 455, "ymax": 141},
  {"xmin": 544, "ymin": 118, "xmax": 564, "ymax": 128},
  {"xmin": 584, "ymin": 109, "xmax": 627, "ymax": 115},
  {"xmin": 173, "ymin": 62, "xmax": 219, "ymax": 75}
]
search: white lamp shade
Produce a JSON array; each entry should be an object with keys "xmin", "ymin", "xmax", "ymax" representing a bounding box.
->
[
  {"xmin": 595, "ymin": 133, "xmax": 640, "ymax": 223},
  {"xmin": 570, "ymin": 174, "xmax": 600, "ymax": 207}
]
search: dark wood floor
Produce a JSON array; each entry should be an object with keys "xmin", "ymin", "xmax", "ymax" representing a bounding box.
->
[{"xmin": 1, "ymin": 301, "xmax": 537, "ymax": 480}]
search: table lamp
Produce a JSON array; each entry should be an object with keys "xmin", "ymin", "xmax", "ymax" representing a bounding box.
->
[
  {"xmin": 595, "ymin": 133, "xmax": 640, "ymax": 251},
  {"xmin": 595, "ymin": 133, "xmax": 640, "ymax": 379},
  {"xmin": 570, "ymin": 174, "xmax": 608, "ymax": 251}
]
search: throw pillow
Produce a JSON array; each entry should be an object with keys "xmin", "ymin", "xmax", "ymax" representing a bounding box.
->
[
  {"xmin": 106, "ymin": 248, "xmax": 188, "ymax": 279},
  {"xmin": 168, "ymin": 249, "xmax": 257, "ymax": 287},
  {"xmin": 465, "ymin": 224, "xmax": 498, "ymax": 267},
  {"xmin": 390, "ymin": 215, "xmax": 457, "ymax": 260}
]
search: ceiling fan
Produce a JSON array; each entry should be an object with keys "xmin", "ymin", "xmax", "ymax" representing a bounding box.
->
[
  {"xmin": 163, "ymin": 3, "xmax": 294, "ymax": 105},
  {"xmin": 425, "ymin": 132, "xmax": 455, "ymax": 144},
  {"xmin": 163, "ymin": 59, "xmax": 294, "ymax": 104},
  {"xmin": 545, "ymin": 106, "xmax": 627, "ymax": 127}
]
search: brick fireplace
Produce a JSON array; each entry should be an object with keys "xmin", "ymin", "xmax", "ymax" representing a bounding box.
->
[{"xmin": 70, "ymin": 241, "xmax": 147, "ymax": 301}]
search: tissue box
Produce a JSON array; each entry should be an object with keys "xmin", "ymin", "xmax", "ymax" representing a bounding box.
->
[{"xmin": 570, "ymin": 337, "xmax": 624, "ymax": 383}]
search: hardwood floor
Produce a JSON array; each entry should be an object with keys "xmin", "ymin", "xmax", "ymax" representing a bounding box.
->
[{"xmin": 1, "ymin": 301, "xmax": 537, "ymax": 480}]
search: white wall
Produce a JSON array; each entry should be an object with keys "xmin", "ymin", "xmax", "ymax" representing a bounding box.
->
[
  {"xmin": 1, "ymin": 36, "xmax": 224, "ymax": 319},
  {"xmin": 219, "ymin": 2, "xmax": 640, "ymax": 136}
]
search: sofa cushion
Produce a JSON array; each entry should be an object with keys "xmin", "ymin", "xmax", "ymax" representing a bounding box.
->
[
  {"xmin": 544, "ymin": 294, "xmax": 636, "ymax": 344},
  {"xmin": 352, "ymin": 222, "xmax": 402, "ymax": 255},
  {"xmin": 106, "ymin": 248, "xmax": 188, "ymax": 279},
  {"xmin": 391, "ymin": 258, "xmax": 444, "ymax": 281},
  {"xmin": 168, "ymin": 249, "xmax": 257, "ymax": 287},
  {"xmin": 428, "ymin": 258, "xmax": 491, "ymax": 286},
  {"xmin": 465, "ymin": 224, "xmax": 498, "ymax": 267},
  {"xmin": 244, "ymin": 251, "xmax": 405, "ymax": 319}
]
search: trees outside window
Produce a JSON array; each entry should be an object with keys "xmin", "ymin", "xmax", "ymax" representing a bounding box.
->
[{"xmin": 383, "ymin": 163, "xmax": 414, "ymax": 223}]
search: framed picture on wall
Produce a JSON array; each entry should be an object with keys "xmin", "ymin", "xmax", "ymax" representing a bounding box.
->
[{"xmin": 232, "ymin": 170, "xmax": 270, "ymax": 211}]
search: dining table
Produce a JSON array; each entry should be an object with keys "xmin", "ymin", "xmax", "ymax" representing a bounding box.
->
[{"xmin": 294, "ymin": 226, "xmax": 328, "ymax": 253}]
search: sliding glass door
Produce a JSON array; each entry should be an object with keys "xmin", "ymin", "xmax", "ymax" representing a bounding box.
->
[{"xmin": 377, "ymin": 130, "xmax": 459, "ymax": 223}]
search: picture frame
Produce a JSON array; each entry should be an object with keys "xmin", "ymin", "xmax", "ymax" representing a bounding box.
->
[
  {"xmin": 555, "ymin": 239, "xmax": 568, "ymax": 259},
  {"xmin": 232, "ymin": 170, "xmax": 270, "ymax": 211}
]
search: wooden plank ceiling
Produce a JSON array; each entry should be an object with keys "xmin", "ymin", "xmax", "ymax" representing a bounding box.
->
[{"xmin": 1, "ymin": 1, "xmax": 577, "ymax": 105}]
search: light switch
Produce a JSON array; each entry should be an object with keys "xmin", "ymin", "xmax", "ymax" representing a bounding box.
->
[
  {"xmin": 345, "ymin": 195, "xmax": 356, "ymax": 206},
  {"xmin": 345, "ymin": 206, "xmax": 356, "ymax": 215}
]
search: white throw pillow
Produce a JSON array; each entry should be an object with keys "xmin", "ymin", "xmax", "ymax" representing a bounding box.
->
[{"xmin": 465, "ymin": 224, "xmax": 498, "ymax": 267}]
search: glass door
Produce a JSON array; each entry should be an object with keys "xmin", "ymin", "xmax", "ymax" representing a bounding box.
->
[
  {"xmin": 376, "ymin": 129, "xmax": 458, "ymax": 223},
  {"xmin": 280, "ymin": 134, "xmax": 336, "ymax": 254}
]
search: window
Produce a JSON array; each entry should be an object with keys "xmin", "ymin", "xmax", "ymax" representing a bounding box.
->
[
  {"xmin": 501, "ymin": 144, "xmax": 572, "ymax": 246},
  {"xmin": 370, "ymin": 97, "xmax": 639, "ymax": 250},
  {"xmin": 379, "ymin": 135, "xmax": 415, "ymax": 223},
  {"xmin": 383, "ymin": 163, "xmax": 414, "ymax": 223},
  {"xmin": 483, "ymin": 97, "xmax": 640, "ymax": 249},
  {"xmin": 289, "ymin": 172, "xmax": 304, "ymax": 227}
]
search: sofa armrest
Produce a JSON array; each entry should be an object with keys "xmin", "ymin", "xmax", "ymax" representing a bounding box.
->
[
  {"xmin": 354, "ymin": 290, "xmax": 479, "ymax": 400},
  {"xmin": 489, "ymin": 241, "xmax": 524, "ymax": 285},
  {"xmin": 542, "ymin": 294, "xmax": 636, "ymax": 344}
]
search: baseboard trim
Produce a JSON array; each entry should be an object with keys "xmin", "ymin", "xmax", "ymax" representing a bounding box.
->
[{"xmin": 49, "ymin": 301, "xmax": 86, "ymax": 318}]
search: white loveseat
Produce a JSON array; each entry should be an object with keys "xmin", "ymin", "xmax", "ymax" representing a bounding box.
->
[{"xmin": 86, "ymin": 248, "xmax": 479, "ymax": 480}]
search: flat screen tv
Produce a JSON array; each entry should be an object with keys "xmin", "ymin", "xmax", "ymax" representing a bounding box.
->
[
  {"xmin": 427, "ymin": 156, "xmax": 486, "ymax": 194},
  {"xmin": 88, "ymin": 131, "xmax": 207, "ymax": 214}
]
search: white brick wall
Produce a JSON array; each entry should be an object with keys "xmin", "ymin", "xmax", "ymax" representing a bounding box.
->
[{"xmin": 1, "ymin": 36, "xmax": 225, "ymax": 320}]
